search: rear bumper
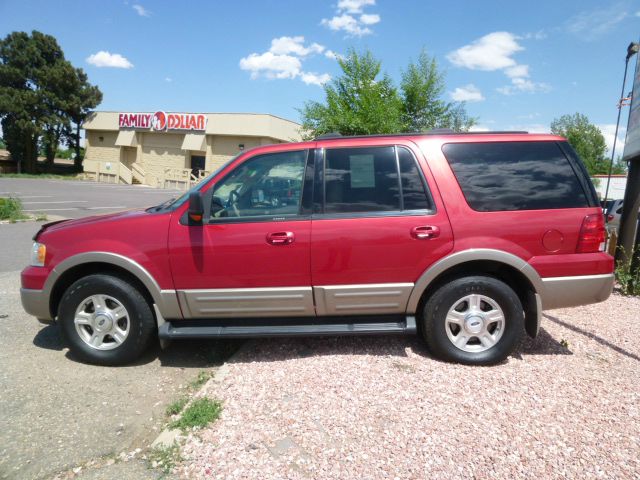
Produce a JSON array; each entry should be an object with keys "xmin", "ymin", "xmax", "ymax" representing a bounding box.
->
[
  {"xmin": 20, "ymin": 288, "xmax": 53, "ymax": 323},
  {"xmin": 540, "ymin": 273, "xmax": 614, "ymax": 310}
]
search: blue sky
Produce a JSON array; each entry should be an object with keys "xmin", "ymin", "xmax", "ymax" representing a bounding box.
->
[{"xmin": 2, "ymin": 0, "xmax": 639, "ymax": 152}]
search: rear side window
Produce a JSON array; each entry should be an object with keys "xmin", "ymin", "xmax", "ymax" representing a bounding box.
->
[
  {"xmin": 442, "ymin": 142, "xmax": 589, "ymax": 211},
  {"xmin": 324, "ymin": 146, "xmax": 400, "ymax": 213}
]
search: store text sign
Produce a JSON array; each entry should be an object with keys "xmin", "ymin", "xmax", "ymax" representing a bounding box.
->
[{"xmin": 118, "ymin": 111, "xmax": 207, "ymax": 132}]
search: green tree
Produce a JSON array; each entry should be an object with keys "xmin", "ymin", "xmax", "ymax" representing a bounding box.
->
[
  {"xmin": 0, "ymin": 31, "xmax": 102, "ymax": 173},
  {"xmin": 550, "ymin": 113, "xmax": 626, "ymax": 176},
  {"xmin": 300, "ymin": 50, "xmax": 404, "ymax": 138},
  {"xmin": 300, "ymin": 49, "xmax": 475, "ymax": 139},
  {"xmin": 63, "ymin": 68, "xmax": 102, "ymax": 169},
  {"xmin": 400, "ymin": 50, "xmax": 475, "ymax": 132}
]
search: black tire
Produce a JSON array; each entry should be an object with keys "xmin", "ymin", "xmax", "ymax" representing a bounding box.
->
[
  {"xmin": 58, "ymin": 274, "xmax": 156, "ymax": 366},
  {"xmin": 421, "ymin": 276, "xmax": 524, "ymax": 365}
]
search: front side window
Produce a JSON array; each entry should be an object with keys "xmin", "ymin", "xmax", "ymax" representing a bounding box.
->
[{"xmin": 210, "ymin": 150, "xmax": 306, "ymax": 220}]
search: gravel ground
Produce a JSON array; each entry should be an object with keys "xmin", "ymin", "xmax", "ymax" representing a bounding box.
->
[{"xmin": 178, "ymin": 293, "xmax": 640, "ymax": 479}]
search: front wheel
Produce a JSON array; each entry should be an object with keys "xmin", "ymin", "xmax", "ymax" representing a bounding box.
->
[
  {"xmin": 58, "ymin": 274, "xmax": 156, "ymax": 365},
  {"xmin": 421, "ymin": 276, "xmax": 524, "ymax": 365}
]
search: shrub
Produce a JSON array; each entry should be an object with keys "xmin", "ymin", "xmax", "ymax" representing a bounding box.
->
[
  {"xmin": 615, "ymin": 248, "xmax": 640, "ymax": 296},
  {"xmin": 0, "ymin": 197, "xmax": 27, "ymax": 222}
]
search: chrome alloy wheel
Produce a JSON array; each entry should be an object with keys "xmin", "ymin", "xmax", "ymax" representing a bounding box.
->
[
  {"xmin": 444, "ymin": 294, "xmax": 505, "ymax": 353},
  {"xmin": 73, "ymin": 295, "xmax": 130, "ymax": 350}
]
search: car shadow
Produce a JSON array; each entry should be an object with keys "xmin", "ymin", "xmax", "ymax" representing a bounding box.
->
[
  {"xmin": 32, "ymin": 323, "xmax": 244, "ymax": 368},
  {"xmin": 511, "ymin": 326, "xmax": 572, "ymax": 358},
  {"xmin": 543, "ymin": 313, "xmax": 640, "ymax": 362},
  {"xmin": 33, "ymin": 323, "xmax": 580, "ymax": 368}
]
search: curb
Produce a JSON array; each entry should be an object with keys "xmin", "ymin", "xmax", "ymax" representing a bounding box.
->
[{"xmin": 150, "ymin": 342, "xmax": 248, "ymax": 448}]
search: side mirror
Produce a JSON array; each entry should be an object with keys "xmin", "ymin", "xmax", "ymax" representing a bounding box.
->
[{"xmin": 188, "ymin": 191, "xmax": 204, "ymax": 223}]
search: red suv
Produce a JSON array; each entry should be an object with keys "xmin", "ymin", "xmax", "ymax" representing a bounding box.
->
[{"xmin": 21, "ymin": 132, "xmax": 613, "ymax": 366}]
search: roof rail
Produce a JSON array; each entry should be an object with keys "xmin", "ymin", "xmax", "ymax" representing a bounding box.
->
[
  {"xmin": 313, "ymin": 130, "xmax": 530, "ymax": 141},
  {"xmin": 314, "ymin": 132, "xmax": 343, "ymax": 139}
]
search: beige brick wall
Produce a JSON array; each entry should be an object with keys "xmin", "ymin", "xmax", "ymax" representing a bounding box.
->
[
  {"xmin": 207, "ymin": 135, "xmax": 279, "ymax": 171},
  {"xmin": 85, "ymin": 131, "xmax": 120, "ymax": 163}
]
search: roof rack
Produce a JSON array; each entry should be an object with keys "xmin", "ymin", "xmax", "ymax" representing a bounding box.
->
[{"xmin": 313, "ymin": 130, "xmax": 529, "ymax": 141}]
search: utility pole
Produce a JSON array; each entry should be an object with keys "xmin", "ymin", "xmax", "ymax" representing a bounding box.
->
[{"xmin": 617, "ymin": 41, "xmax": 640, "ymax": 268}]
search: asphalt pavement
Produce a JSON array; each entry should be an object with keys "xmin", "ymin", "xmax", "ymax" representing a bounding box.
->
[
  {"xmin": 0, "ymin": 178, "xmax": 181, "ymax": 272},
  {"xmin": 0, "ymin": 178, "xmax": 234, "ymax": 479}
]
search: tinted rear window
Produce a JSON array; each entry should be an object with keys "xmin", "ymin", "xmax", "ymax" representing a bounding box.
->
[{"xmin": 442, "ymin": 142, "xmax": 589, "ymax": 211}]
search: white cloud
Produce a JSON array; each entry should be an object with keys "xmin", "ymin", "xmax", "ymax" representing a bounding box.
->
[
  {"xmin": 598, "ymin": 124, "xmax": 626, "ymax": 155},
  {"xmin": 567, "ymin": 4, "xmax": 629, "ymax": 40},
  {"xmin": 322, "ymin": 14, "xmax": 372, "ymax": 36},
  {"xmin": 359, "ymin": 13, "xmax": 380, "ymax": 25},
  {"xmin": 447, "ymin": 32, "xmax": 523, "ymax": 71},
  {"xmin": 239, "ymin": 36, "xmax": 330, "ymax": 86},
  {"xmin": 239, "ymin": 52, "xmax": 301, "ymax": 79},
  {"xmin": 497, "ymin": 78, "xmax": 551, "ymax": 95},
  {"xmin": 469, "ymin": 125, "xmax": 490, "ymax": 132},
  {"xmin": 269, "ymin": 36, "xmax": 324, "ymax": 56},
  {"xmin": 86, "ymin": 51, "xmax": 133, "ymax": 68},
  {"xmin": 301, "ymin": 72, "xmax": 331, "ymax": 86},
  {"xmin": 448, "ymin": 31, "xmax": 550, "ymax": 97},
  {"xmin": 337, "ymin": 0, "xmax": 375, "ymax": 13},
  {"xmin": 132, "ymin": 4, "xmax": 150, "ymax": 16},
  {"xmin": 165, "ymin": 77, "xmax": 172, "ymax": 82},
  {"xmin": 505, "ymin": 64, "xmax": 529, "ymax": 78},
  {"xmin": 325, "ymin": 49, "xmax": 341, "ymax": 60},
  {"xmin": 450, "ymin": 84, "xmax": 485, "ymax": 102},
  {"xmin": 522, "ymin": 30, "xmax": 547, "ymax": 40},
  {"xmin": 322, "ymin": 0, "xmax": 379, "ymax": 36}
]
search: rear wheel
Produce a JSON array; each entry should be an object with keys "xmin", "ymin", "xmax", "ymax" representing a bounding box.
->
[
  {"xmin": 421, "ymin": 276, "xmax": 524, "ymax": 365},
  {"xmin": 58, "ymin": 274, "xmax": 155, "ymax": 365}
]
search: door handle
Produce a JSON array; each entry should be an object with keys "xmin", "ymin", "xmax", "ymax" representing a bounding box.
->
[
  {"xmin": 411, "ymin": 225, "xmax": 440, "ymax": 240},
  {"xmin": 266, "ymin": 231, "xmax": 295, "ymax": 245}
]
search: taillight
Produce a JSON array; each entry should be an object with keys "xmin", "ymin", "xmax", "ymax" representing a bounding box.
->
[
  {"xmin": 576, "ymin": 214, "xmax": 606, "ymax": 253},
  {"xmin": 607, "ymin": 214, "xmax": 614, "ymax": 222}
]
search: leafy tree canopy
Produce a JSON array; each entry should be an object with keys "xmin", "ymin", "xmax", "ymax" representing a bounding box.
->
[
  {"xmin": 550, "ymin": 113, "xmax": 626, "ymax": 176},
  {"xmin": 300, "ymin": 49, "xmax": 475, "ymax": 139},
  {"xmin": 0, "ymin": 30, "xmax": 102, "ymax": 172}
]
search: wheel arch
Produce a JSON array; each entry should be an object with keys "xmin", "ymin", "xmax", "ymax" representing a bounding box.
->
[
  {"xmin": 45, "ymin": 252, "xmax": 181, "ymax": 320},
  {"xmin": 407, "ymin": 249, "xmax": 543, "ymax": 338}
]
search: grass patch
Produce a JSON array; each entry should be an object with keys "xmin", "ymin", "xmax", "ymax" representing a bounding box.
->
[
  {"xmin": 35, "ymin": 213, "xmax": 48, "ymax": 221},
  {"xmin": 0, "ymin": 197, "xmax": 28, "ymax": 222},
  {"xmin": 170, "ymin": 397, "xmax": 222, "ymax": 431},
  {"xmin": 166, "ymin": 396, "xmax": 189, "ymax": 416},
  {"xmin": 189, "ymin": 370, "xmax": 213, "ymax": 390},
  {"xmin": 148, "ymin": 443, "xmax": 182, "ymax": 474}
]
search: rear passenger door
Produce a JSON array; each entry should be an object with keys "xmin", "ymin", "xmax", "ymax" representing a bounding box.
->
[{"xmin": 310, "ymin": 141, "xmax": 454, "ymax": 316}]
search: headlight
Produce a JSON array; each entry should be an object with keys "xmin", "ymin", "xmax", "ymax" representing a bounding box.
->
[{"xmin": 30, "ymin": 242, "xmax": 46, "ymax": 267}]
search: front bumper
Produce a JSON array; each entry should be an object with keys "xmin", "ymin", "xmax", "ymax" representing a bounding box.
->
[
  {"xmin": 20, "ymin": 288, "xmax": 53, "ymax": 323},
  {"xmin": 540, "ymin": 273, "xmax": 614, "ymax": 310}
]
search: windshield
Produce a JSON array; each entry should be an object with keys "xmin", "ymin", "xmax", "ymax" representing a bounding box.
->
[{"xmin": 147, "ymin": 153, "xmax": 242, "ymax": 212}]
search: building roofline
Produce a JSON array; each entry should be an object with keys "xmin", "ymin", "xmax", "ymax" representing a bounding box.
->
[{"xmin": 90, "ymin": 111, "xmax": 301, "ymax": 126}]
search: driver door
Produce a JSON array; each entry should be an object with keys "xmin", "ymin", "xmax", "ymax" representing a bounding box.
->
[{"xmin": 168, "ymin": 148, "xmax": 315, "ymax": 319}]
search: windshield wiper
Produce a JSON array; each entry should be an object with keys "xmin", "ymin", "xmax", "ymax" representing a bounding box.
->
[{"xmin": 148, "ymin": 197, "xmax": 176, "ymax": 212}]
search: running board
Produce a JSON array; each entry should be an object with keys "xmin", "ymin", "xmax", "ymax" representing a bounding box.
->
[{"xmin": 158, "ymin": 315, "xmax": 417, "ymax": 339}]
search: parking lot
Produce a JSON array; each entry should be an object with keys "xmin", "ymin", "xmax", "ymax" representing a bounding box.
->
[
  {"xmin": 0, "ymin": 178, "xmax": 210, "ymax": 479},
  {"xmin": 0, "ymin": 178, "xmax": 181, "ymax": 272}
]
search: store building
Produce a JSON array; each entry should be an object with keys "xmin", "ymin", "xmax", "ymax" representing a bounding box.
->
[{"xmin": 82, "ymin": 111, "xmax": 302, "ymax": 188}]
